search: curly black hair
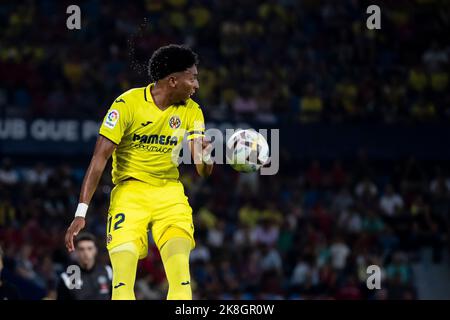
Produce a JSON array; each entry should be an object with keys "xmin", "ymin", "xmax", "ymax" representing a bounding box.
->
[{"xmin": 148, "ymin": 44, "xmax": 199, "ymax": 82}]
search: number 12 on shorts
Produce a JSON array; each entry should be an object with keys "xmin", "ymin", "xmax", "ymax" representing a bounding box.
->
[{"xmin": 108, "ymin": 213, "xmax": 126, "ymax": 233}]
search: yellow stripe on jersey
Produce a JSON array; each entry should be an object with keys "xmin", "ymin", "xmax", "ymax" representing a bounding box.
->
[{"xmin": 99, "ymin": 83, "xmax": 205, "ymax": 185}]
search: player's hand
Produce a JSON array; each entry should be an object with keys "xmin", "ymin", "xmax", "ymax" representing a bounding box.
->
[
  {"xmin": 65, "ymin": 217, "xmax": 86, "ymax": 252},
  {"xmin": 201, "ymin": 138, "xmax": 211, "ymax": 149},
  {"xmin": 201, "ymin": 138, "xmax": 213, "ymax": 165}
]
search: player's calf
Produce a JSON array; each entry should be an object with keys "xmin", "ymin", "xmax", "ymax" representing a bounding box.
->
[
  {"xmin": 109, "ymin": 241, "xmax": 139, "ymax": 300},
  {"xmin": 160, "ymin": 236, "xmax": 192, "ymax": 300}
]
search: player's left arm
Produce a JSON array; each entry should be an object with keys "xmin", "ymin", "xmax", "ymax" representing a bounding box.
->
[
  {"xmin": 189, "ymin": 138, "xmax": 213, "ymax": 177},
  {"xmin": 187, "ymin": 105, "xmax": 212, "ymax": 177}
]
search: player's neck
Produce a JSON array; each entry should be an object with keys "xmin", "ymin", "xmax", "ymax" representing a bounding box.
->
[{"xmin": 151, "ymin": 83, "xmax": 173, "ymax": 111}]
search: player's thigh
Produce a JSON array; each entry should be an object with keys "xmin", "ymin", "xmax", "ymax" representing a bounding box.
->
[
  {"xmin": 107, "ymin": 182, "xmax": 151, "ymax": 258},
  {"xmin": 151, "ymin": 182, "xmax": 195, "ymax": 250}
]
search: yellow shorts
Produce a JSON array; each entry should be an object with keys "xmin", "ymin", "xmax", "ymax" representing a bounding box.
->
[{"xmin": 106, "ymin": 179, "xmax": 195, "ymax": 259}]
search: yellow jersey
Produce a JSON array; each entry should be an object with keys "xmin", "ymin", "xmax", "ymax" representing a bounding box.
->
[{"xmin": 99, "ymin": 83, "xmax": 205, "ymax": 185}]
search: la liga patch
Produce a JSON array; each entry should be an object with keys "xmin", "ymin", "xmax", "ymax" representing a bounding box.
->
[{"xmin": 104, "ymin": 109, "xmax": 119, "ymax": 129}]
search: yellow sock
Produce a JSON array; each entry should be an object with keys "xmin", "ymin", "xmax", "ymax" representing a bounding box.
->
[
  {"xmin": 109, "ymin": 242, "xmax": 139, "ymax": 300},
  {"xmin": 160, "ymin": 235, "xmax": 192, "ymax": 300}
]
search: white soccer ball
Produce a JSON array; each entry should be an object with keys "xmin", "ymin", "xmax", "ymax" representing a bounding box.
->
[{"xmin": 226, "ymin": 129, "xmax": 270, "ymax": 173}]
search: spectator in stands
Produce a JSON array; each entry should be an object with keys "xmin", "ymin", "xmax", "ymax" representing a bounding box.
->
[
  {"xmin": 299, "ymin": 83, "xmax": 323, "ymax": 123},
  {"xmin": 57, "ymin": 233, "xmax": 112, "ymax": 300},
  {"xmin": 379, "ymin": 184, "xmax": 404, "ymax": 217}
]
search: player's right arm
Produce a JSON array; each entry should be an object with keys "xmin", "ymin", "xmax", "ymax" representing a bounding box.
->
[
  {"xmin": 65, "ymin": 95, "xmax": 131, "ymax": 252},
  {"xmin": 65, "ymin": 135, "xmax": 116, "ymax": 252}
]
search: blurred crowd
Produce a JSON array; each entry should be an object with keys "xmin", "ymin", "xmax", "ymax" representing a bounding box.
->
[
  {"xmin": 0, "ymin": 0, "xmax": 449, "ymax": 123},
  {"xmin": 1, "ymin": 0, "xmax": 450, "ymax": 301},
  {"xmin": 1, "ymin": 154, "xmax": 449, "ymax": 300}
]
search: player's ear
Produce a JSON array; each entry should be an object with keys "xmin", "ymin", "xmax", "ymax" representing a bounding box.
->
[{"xmin": 168, "ymin": 76, "xmax": 177, "ymax": 88}]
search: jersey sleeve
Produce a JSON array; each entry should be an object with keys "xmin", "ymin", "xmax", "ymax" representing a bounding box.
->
[
  {"xmin": 98, "ymin": 97, "xmax": 132, "ymax": 145},
  {"xmin": 186, "ymin": 106, "xmax": 205, "ymax": 141}
]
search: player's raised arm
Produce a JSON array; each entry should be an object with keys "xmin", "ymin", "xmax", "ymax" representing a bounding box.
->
[
  {"xmin": 65, "ymin": 135, "xmax": 116, "ymax": 252},
  {"xmin": 189, "ymin": 137, "xmax": 213, "ymax": 178}
]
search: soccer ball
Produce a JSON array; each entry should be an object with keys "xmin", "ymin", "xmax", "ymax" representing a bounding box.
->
[{"xmin": 226, "ymin": 129, "xmax": 270, "ymax": 173}]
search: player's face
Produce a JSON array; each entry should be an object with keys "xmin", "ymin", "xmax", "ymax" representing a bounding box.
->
[
  {"xmin": 174, "ymin": 65, "xmax": 199, "ymax": 104},
  {"xmin": 76, "ymin": 240, "xmax": 97, "ymax": 266}
]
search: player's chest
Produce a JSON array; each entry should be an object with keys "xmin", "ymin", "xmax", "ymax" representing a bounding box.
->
[{"xmin": 132, "ymin": 106, "xmax": 189, "ymax": 136}]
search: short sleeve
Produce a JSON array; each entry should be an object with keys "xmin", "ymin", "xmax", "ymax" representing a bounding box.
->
[
  {"xmin": 186, "ymin": 106, "xmax": 205, "ymax": 141},
  {"xmin": 99, "ymin": 97, "xmax": 132, "ymax": 145}
]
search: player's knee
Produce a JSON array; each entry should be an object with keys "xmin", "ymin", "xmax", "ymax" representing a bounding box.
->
[
  {"xmin": 109, "ymin": 240, "xmax": 140, "ymax": 256},
  {"xmin": 158, "ymin": 227, "xmax": 193, "ymax": 251}
]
